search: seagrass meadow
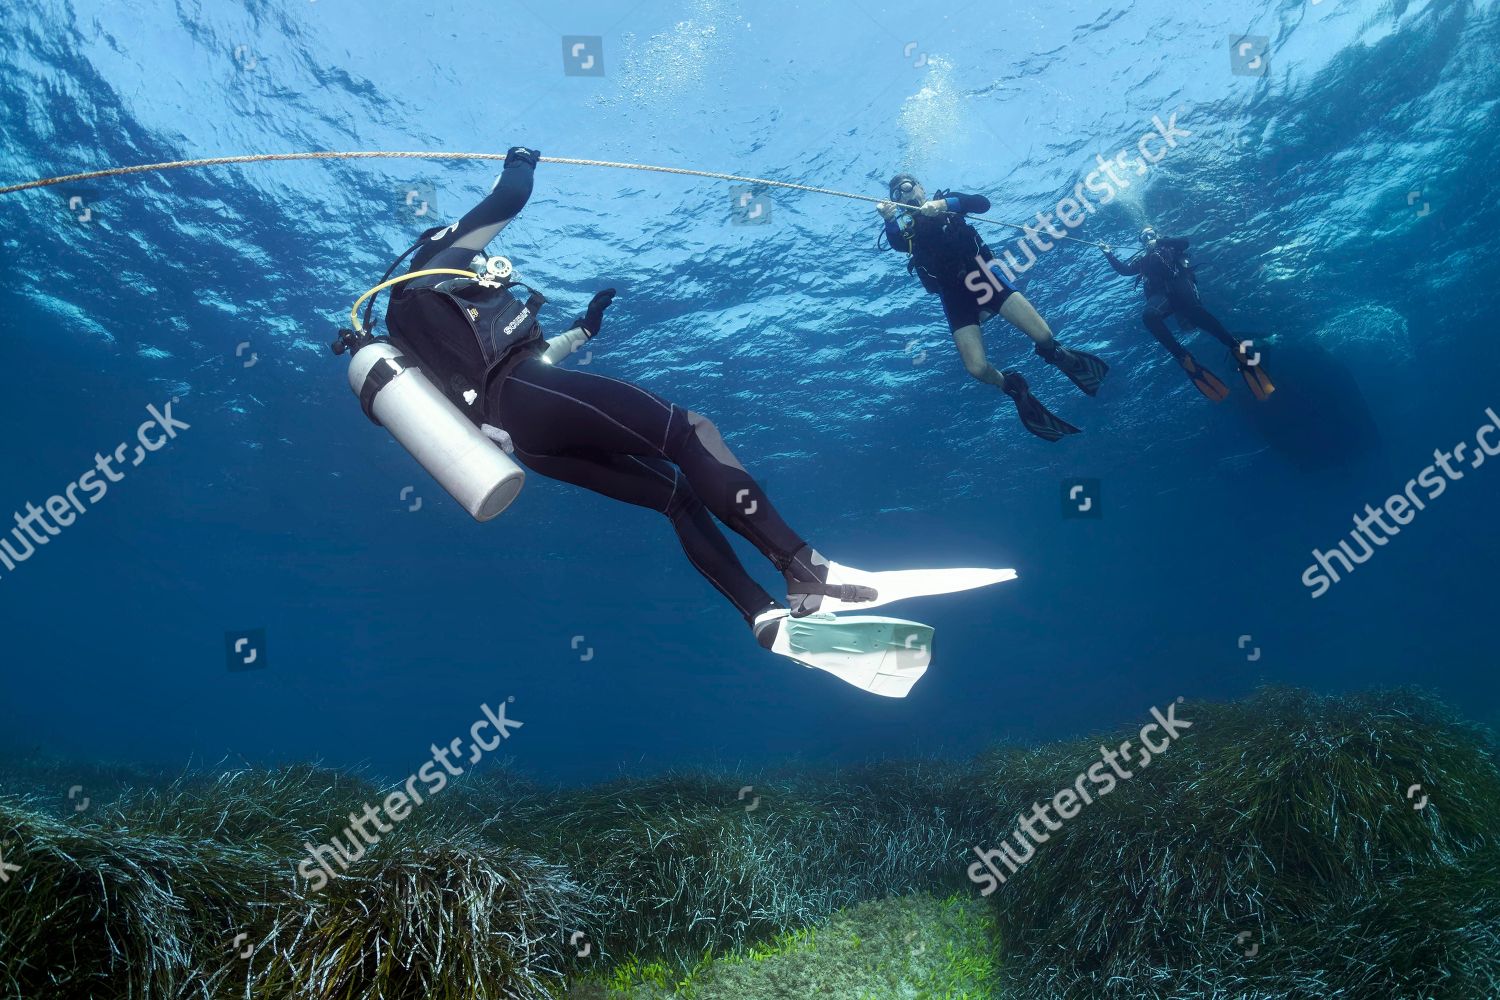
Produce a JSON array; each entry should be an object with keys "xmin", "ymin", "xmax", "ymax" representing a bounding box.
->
[{"xmin": 0, "ymin": 687, "xmax": 1496, "ymax": 1000}]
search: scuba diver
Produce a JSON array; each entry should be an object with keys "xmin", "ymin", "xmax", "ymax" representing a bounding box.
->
[
  {"xmin": 332, "ymin": 146, "xmax": 1014, "ymax": 697},
  {"xmin": 1100, "ymin": 227, "xmax": 1274, "ymax": 401},
  {"xmin": 877, "ymin": 173, "xmax": 1110, "ymax": 442}
]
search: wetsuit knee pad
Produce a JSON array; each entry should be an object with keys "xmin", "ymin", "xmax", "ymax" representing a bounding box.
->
[
  {"xmin": 677, "ymin": 410, "xmax": 747, "ymax": 472},
  {"xmin": 665, "ymin": 408, "xmax": 769, "ymax": 517}
]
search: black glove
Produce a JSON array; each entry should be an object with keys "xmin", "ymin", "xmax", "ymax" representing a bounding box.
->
[
  {"xmin": 505, "ymin": 146, "xmax": 540, "ymax": 168},
  {"xmin": 579, "ymin": 288, "xmax": 616, "ymax": 336}
]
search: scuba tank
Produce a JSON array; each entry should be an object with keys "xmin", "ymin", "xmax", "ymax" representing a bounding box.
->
[
  {"xmin": 331, "ymin": 251, "xmax": 528, "ymax": 522},
  {"xmin": 335, "ymin": 334, "xmax": 524, "ymax": 521}
]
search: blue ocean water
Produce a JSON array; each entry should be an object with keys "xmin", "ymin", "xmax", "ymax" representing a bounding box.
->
[{"xmin": 1, "ymin": 0, "xmax": 1496, "ymax": 785}]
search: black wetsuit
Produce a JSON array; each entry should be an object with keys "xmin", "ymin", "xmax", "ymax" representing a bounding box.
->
[
  {"xmin": 884, "ymin": 193, "xmax": 1014, "ymax": 330},
  {"xmin": 1105, "ymin": 239, "xmax": 1238, "ymax": 358},
  {"xmin": 385, "ymin": 154, "xmax": 800, "ymax": 625}
]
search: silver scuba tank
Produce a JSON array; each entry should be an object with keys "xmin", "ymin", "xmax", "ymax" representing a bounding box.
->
[{"xmin": 344, "ymin": 339, "xmax": 525, "ymax": 522}]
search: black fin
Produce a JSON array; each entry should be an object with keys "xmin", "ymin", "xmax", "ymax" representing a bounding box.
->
[{"xmin": 1003, "ymin": 372, "xmax": 1082, "ymax": 442}]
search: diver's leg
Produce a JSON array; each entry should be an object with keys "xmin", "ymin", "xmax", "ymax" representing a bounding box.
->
[
  {"xmin": 508, "ymin": 446, "xmax": 779, "ymax": 624},
  {"xmin": 950, "ymin": 324, "xmax": 1079, "ymax": 441},
  {"xmin": 950, "ymin": 324, "xmax": 1009, "ymax": 388},
  {"xmin": 1175, "ymin": 298, "xmax": 1238, "ymax": 350},
  {"xmin": 1147, "ymin": 300, "xmax": 1231, "ymax": 400},
  {"xmin": 997, "ymin": 292, "xmax": 1055, "ymax": 345},
  {"xmin": 954, "ymin": 267, "xmax": 1051, "ymax": 347},
  {"xmin": 940, "ymin": 289, "xmax": 1008, "ymax": 389},
  {"xmin": 1003, "ymin": 292, "xmax": 1111, "ymax": 395},
  {"xmin": 1175, "ymin": 297, "xmax": 1273, "ymax": 398},
  {"xmin": 495, "ymin": 357, "xmax": 876, "ymax": 617},
  {"xmin": 494, "ymin": 358, "xmax": 806, "ymax": 571},
  {"xmin": 1142, "ymin": 299, "xmax": 1188, "ymax": 359},
  {"xmin": 662, "ymin": 410, "xmax": 885, "ymax": 614}
]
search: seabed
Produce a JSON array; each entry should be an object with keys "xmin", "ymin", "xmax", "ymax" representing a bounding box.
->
[{"xmin": 1, "ymin": 687, "xmax": 1496, "ymax": 1000}]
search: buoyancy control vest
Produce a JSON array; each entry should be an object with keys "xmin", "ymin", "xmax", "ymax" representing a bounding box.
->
[
  {"xmin": 902, "ymin": 191, "xmax": 991, "ymax": 294},
  {"xmin": 1134, "ymin": 242, "xmax": 1196, "ymax": 296},
  {"xmin": 385, "ymin": 267, "xmax": 546, "ymax": 425}
]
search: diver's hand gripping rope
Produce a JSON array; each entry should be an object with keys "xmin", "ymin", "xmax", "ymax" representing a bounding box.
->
[{"xmin": 0, "ymin": 150, "xmax": 1108, "ymax": 248}]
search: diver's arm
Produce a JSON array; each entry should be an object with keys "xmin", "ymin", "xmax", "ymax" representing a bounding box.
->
[
  {"xmin": 883, "ymin": 216, "xmax": 909, "ymax": 252},
  {"xmin": 874, "ymin": 200, "xmax": 910, "ymax": 252},
  {"xmin": 1101, "ymin": 246, "xmax": 1141, "ymax": 276},
  {"xmin": 1160, "ymin": 237, "xmax": 1190, "ymax": 252},
  {"xmin": 539, "ymin": 325, "xmax": 589, "ymax": 365},
  {"xmin": 540, "ymin": 288, "xmax": 616, "ymax": 365},
  {"xmin": 410, "ymin": 146, "xmax": 538, "ymax": 270},
  {"xmin": 947, "ymin": 192, "xmax": 991, "ymax": 214},
  {"xmin": 915, "ymin": 192, "xmax": 988, "ymax": 217}
]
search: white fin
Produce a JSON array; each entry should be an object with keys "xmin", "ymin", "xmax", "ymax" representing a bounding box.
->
[
  {"xmin": 759, "ymin": 609, "xmax": 933, "ymax": 698},
  {"xmin": 817, "ymin": 561, "xmax": 1017, "ymax": 614}
]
